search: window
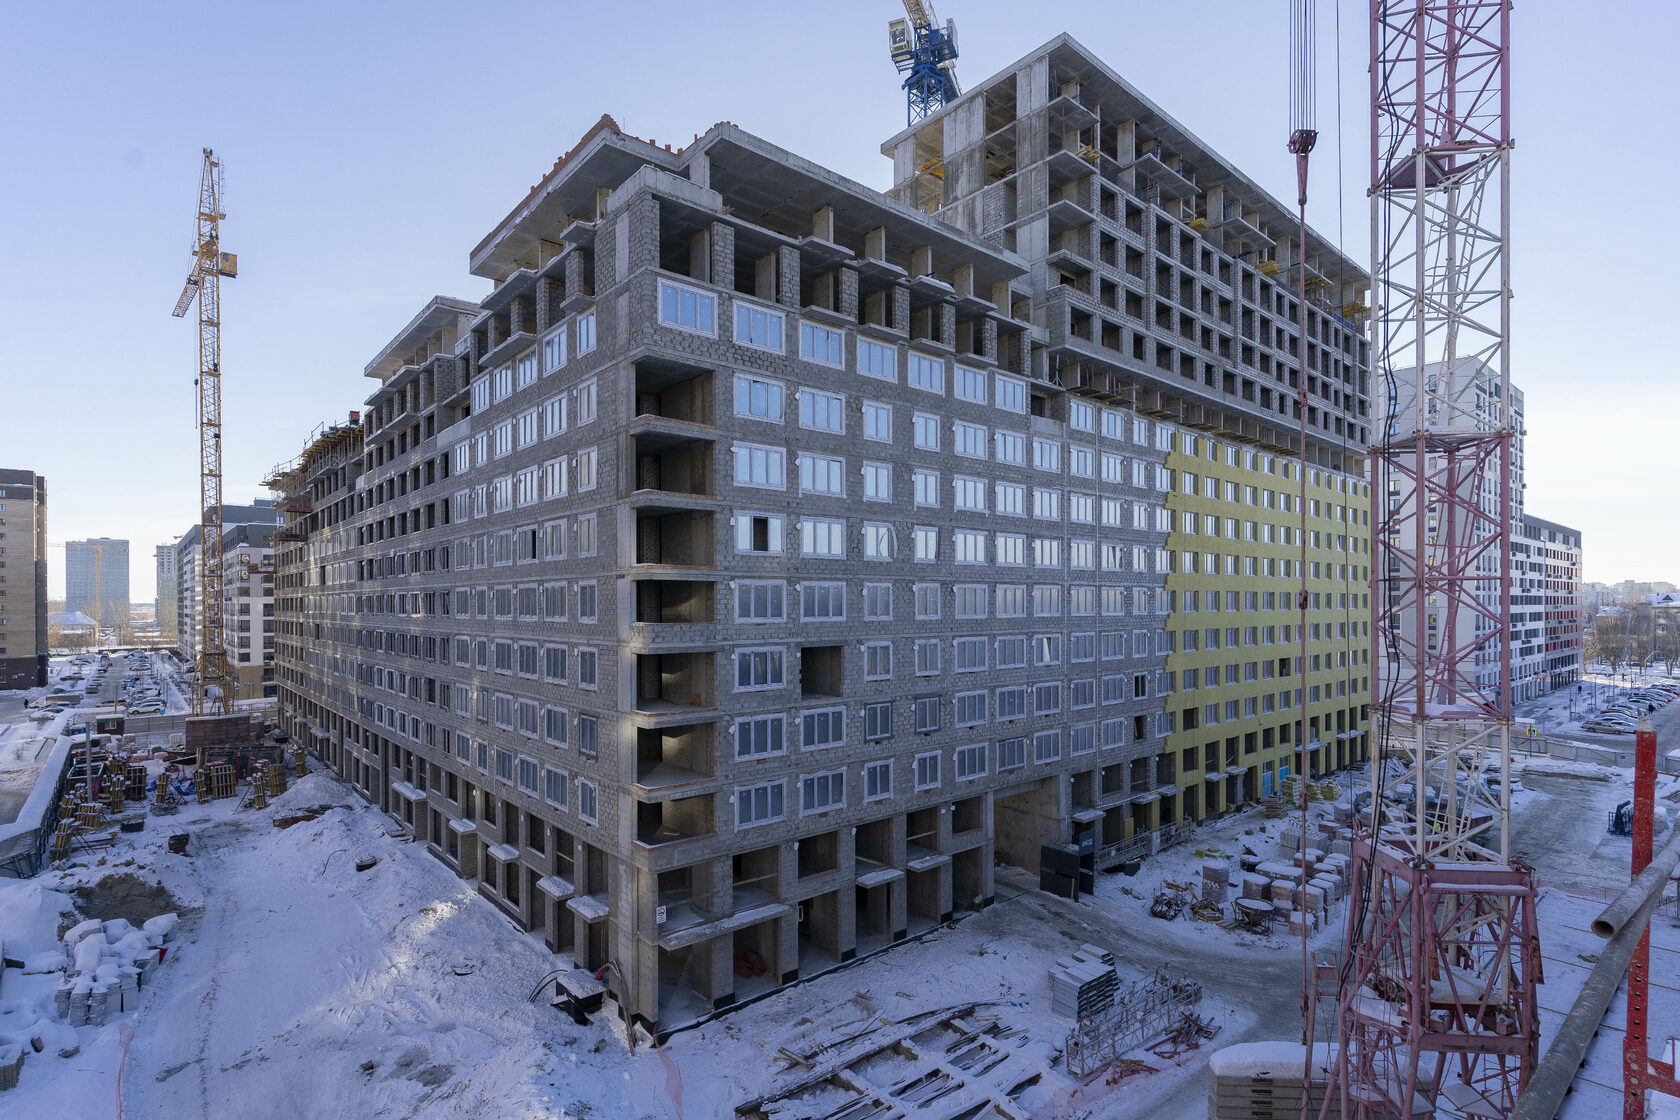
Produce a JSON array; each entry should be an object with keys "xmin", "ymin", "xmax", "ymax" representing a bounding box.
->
[
  {"xmin": 954, "ymin": 365, "xmax": 987, "ymax": 403},
  {"xmin": 1033, "ymin": 730, "xmax": 1062, "ymax": 763},
  {"xmin": 913, "ymin": 469, "xmax": 939, "ymax": 508},
  {"xmin": 1033, "ymin": 538, "xmax": 1061, "ymax": 568},
  {"xmin": 518, "ymin": 756, "xmax": 540, "ymax": 793},
  {"xmin": 1068, "ymin": 399, "xmax": 1095, "ymax": 431},
  {"xmin": 471, "ymin": 377, "xmax": 490, "ymax": 414},
  {"xmin": 954, "ymin": 421, "xmax": 988, "ymax": 459},
  {"xmin": 577, "ymin": 514, "xmax": 596, "ymax": 556},
  {"xmin": 1033, "ymin": 439, "xmax": 1062, "ymax": 473},
  {"xmin": 801, "ymin": 707, "xmax": 844, "ymax": 750},
  {"xmin": 735, "ymin": 512, "xmax": 785, "ymax": 555},
  {"xmin": 493, "ymin": 421, "xmax": 514, "ymax": 458},
  {"xmin": 913, "ymin": 695, "xmax": 940, "ymax": 733},
  {"xmin": 799, "ymin": 389, "xmax": 845, "ymax": 433},
  {"xmin": 998, "ymin": 736, "xmax": 1027, "ymax": 770},
  {"xmin": 575, "ymin": 377, "xmax": 597, "ymax": 422},
  {"xmin": 864, "ymin": 760, "xmax": 892, "ymax": 801},
  {"xmin": 996, "ymin": 685, "xmax": 1027, "ymax": 718},
  {"xmin": 1033, "ymin": 488, "xmax": 1060, "ymax": 520},
  {"xmin": 737, "ymin": 781, "xmax": 785, "ymax": 828},
  {"xmin": 735, "ymin": 580, "xmax": 786, "ymax": 622},
  {"xmin": 576, "ymin": 447, "xmax": 597, "ymax": 491},
  {"xmin": 953, "ymin": 530, "xmax": 985, "ymax": 565},
  {"xmin": 495, "ymin": 748, "xmax": 515, "ymax": 782},
  {"xmin": 577, "ymin": 715, "xmax": 599, "ymax": 758},
  {"xmin": 996, "ymin": 533, "xmax": 1026, "ymax": 566},
  {"xmin": 863, "ymin": 583, "xmax": 892, "ymax": 620},
  {"xmin": 800, "ymin": 581, "xmax": 845, "ymax": 620},
  {"xmin": 543, "ymin": 327, "xmax": 568, "ymax": 373},
  {"xmin": 735, "ymin": 375, "xmax": 784, "ymax": 422},
  {"xmin": 577, "ymin": 647, "xmax": 597, "ymax": 687},
  {"xmin": 798, "ymin": 454, "xmax": 845, "ymax": 496},
  {"xmin": 1070, "ymin": 446, "xmax": 1096, "ymax": 479},
  {"xmin": 995, "ymin": 482, "xmax": 1025, "ymax": 516},
  {"xmin": 734, "ymin": 302, "xmax": 784, "ymax": 351},
  {"xmin": 659, "ymin": 279, "xmax": 716, "ymax": 334},
  {"xmin": 576, "ymin": 311, "xmax": 597, "ymax": 355},
  {"xmin": 994, "ymin": 375, "xmax": 1027, "ymax": 413},
  {"xmin": 914, "ymin": 751, "xmax": 941, "ymax": 790},
  {"xmin": 863, "ymin": 461, "xmax": 892, "ymax": 501},
  {"xmin": 858, "ymin": 338, "xmax": 896, "ymax": 381},
  {"xmin": 995, "ymin": 431, "xmax": 1025, "ymax": 465},
  {"xmin": 800, "ymin": 322, "xmax": 844, "ymax": 366},
  {"xmin": 914, "ymin": 526, "xmax": 938, "ymax": 562},
  {"xmin": 736, "ymin": 715, "xmax": 785, "ymax": 759},
  {"xmin": 542, "ymin": 459, "xmax": 567, "ymax": 500},
  {"xmin": 800, "ymin": 770, "xmax": 845, "ymax": 814},
  {"xmin": 544, "ymin": 705, "xmax": 568, "ymax": 744},
  {"xmin": 863, "ymin": 401, "xmax": 892, "ymax": 442},
  {"xmin": 1032, "ymin": 585, "xmax": 1062, "ymax": 616},
  {"xmin": 913, "ymin": 412, "xmax": 940, "ymax": 451},
  {"xmin": 954, "ymin": 584, "xmax": 987, "ymax": 618},
  {"xmin": 863, "ymin": 641, "xmax": 892, "ymax": 680},
  {"xmin": 802, "ymin": 517, "xmax": 845, "ymax": 558},
  {"xmin": 733, "ymin": 443, "xmax": 786, "ymax": 488},
  {"xmin": 544, "ymin": 767, "xmax": 568, "ymax": 808},
  {"xmin": 736, "ymin": 647, "xmax": 784, "ymax": 690},
  {"xmin": 955, "ymin": 689, "xmax": 987, "ymax": 725},
  {"xmin": 516, "ymin": 408, "xmax": 539, "ymax": 448},
  {"xmin": 864, "ymin": 700, "xmax": 893, "ymax": 740},
  {"xmin": 912, "ymin": 582, "xmax": 940, "ymax": 620},
  {"xmin": 493, "ymin": 366, "xmax": 513, "ymax": 402},
  {"xmin": 1034, "ymin": 681, "xmax": 1062, "ymax": 714},
  {"xmin": 908, "ymin": 352, "xmax": 944, "ymax": 394},
  {"xmin": 955, "ymin": 743, "xmax": 987, "ymax": 780},
  {"xmin": 862, "ymin": 522, "xmax": 893, "ymax": 560},
  {"xmin": 914, "ymin": 638, "xmax": 940, "ymax": 675}
]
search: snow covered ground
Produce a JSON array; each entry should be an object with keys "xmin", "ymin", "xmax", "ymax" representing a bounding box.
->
[{"xmin": 0, "ymin": 742, "xmax": 1675, "ymax": 1117}]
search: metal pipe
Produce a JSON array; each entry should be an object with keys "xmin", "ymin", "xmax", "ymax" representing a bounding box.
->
[
  {"xmin": 1593, "ymin": 797, "xmax": 1680, "ymax": 936},
  {"xmin": 1512, "ymin": 880, "xmax": 1670, "ymax": 1120}
]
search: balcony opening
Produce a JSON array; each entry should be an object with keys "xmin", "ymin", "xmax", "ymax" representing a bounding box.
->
[
  {"xmin": 636, "ymin": 724, "xmax": 714, "ymax": 789},
  {"xmin": 636, "ymin": 793, "xmax": 714, "ymax": 846},
  {"xmin": 634, "ymin": 651, "xmax": 715, "ymax": 712},
  {"xmin": 797, "ymin": 831, "xmax": 838, "ymax": 879},
  {"xmin": 635, "ymin": 580, "xmax": 714, "ymax": 625},
  {"xmin": 635, "ymin": 510, "xmax": 715, "ymax": 568},
  {"xmin": 799, "ymin": 645, "xmax": 843, "ymax": 699},
  {"xmin": 634, "ymin": 360, "xmax": 712, "ymax": 424},
  {"xmin": 632, "ymin": 432, "xmax": 713, "ymax": 499},
  {"xmin": 952, "ymin": 796, "xmax": 984, "ymax": 836}
]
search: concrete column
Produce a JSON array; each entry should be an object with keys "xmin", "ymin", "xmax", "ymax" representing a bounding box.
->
[
  {"xmin": 837, "ymin": 827, "xmax": 858, "ymax": 961},
  {"xmin": 813, "ymin": 204, "xmax": 835, "ymax": 242},
  {"xmin": 980, "ymin": 317, "xmax": 998, "ymax": 363},
  {"xmin": 630, "ymin": 865, "xmax": 660, "ymax": 1028},
  {"xmin": 709, "ymin": 222, "xmax": 735, "ymax": 293},
  {"xmin": 776, "ymin": 245, "xmax": 801, "ymax": 309},
  {"xmin": 564, "ymin": 251, "xmax": 592, "ymax": 303},
  {"xmin": 910, "ymin": 245, "xmax": 933, "ymax": 278},
  {"xmin": 938, "ymin": 303, "xmax": 956, "ymax": 349},
  {"xmin": 890, "ymin": 815, "xmax": 908, "ymax": 941},
  {"xmin": 864, "ymin": 225, "xmax": 887, "ymax": 262}
]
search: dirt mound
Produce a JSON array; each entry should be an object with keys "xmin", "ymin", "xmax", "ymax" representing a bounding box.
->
[{"xmin": 70, "ymin": 872, "xmax": 180, "ymax": 925}]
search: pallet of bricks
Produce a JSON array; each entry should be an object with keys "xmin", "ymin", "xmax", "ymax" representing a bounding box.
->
[{"xmin": 1206, "ymin": 1042, "xmax": 1340, "ymax": 1120}]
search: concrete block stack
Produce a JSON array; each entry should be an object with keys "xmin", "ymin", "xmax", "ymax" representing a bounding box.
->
[{"xmin": 1050, "ymin": 946, "xmax": 1117, "ymax": 1018}]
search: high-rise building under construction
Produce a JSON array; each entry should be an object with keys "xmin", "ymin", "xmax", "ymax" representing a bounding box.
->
[{"xmin": 271, "ymin": 34, "xmax": 1373, "ymax": 1034}]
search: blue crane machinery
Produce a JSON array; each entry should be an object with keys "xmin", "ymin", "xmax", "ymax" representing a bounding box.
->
[{"xmin": 887, "ymin": 1, "xmax": 960, "ymax": 125}]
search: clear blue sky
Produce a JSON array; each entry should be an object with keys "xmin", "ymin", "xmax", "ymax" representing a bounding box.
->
[{"xmin": 1, "ymin": 0, "xmax": 1666, "ymax": 598}]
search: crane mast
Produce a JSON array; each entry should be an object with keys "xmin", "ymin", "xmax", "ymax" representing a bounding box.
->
[
  {"xmin": 887, "ymin": 1, "xmax": 960, "ymax": 125},
  {"xmin": 172, "ymin": 149, "xmax": 238, "ymax": 716}
]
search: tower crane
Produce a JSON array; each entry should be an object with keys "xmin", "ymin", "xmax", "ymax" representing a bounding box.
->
[
  {"xmin": 171, "ymin": 149, "xmax": 238, "ymax": 717},
  {"xmin": 887, "ymin": 1, "xmax": 960, "ymax": 125}
]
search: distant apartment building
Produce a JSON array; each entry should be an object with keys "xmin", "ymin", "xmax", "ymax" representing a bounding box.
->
[
  {"xmin": 271, "ymin": 34, "xmax": 1371, "ymax": 1034},
  {"xmin": 155, "ymin": 544, "xmax": 179, "ymax": 644},
  {"xmin": 1511, "ymin": 515, "xmax": 1582, "ymax": 699},
  {"xmin": 174, "ymin": 501, "xmax": 280, "ymax": 700},
  {"xmin": 65, "ymin": 537, "xmax": 129, "ymax": 624},
  {"xmin": 0, "ymin": 469, "xmax": 49, "ymax": 688}
]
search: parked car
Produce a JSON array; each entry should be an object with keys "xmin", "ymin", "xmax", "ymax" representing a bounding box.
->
[{"xmin": 1582, "ymin": 720, "xmax": 1635, "ymax": 734}]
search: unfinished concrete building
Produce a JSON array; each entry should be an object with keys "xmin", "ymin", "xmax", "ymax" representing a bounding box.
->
[{"xmin": 272, "ymin": 33, "xmax": 1373, "ymax": 1035}]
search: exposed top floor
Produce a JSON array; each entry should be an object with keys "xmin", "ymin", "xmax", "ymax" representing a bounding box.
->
[
  {"xmin": 363, "ymin": 296, "xmax": 481, "ymax": 383},
  {"xmin": 1518, "ymin": 514, "xmax": 1582, "ymax": 548},
  {"xmin": 880, "ymin": 33, "xmax": 1366, "ymax": 293},
  {"xmin": 469, "ymin": 117, "xmax": 1028, "ymax": 298}
]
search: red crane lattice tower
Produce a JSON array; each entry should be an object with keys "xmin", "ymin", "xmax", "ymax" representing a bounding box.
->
[{"xmin": 1327, "ymin": 3, "xmax": 1540, "ymax": 1117}]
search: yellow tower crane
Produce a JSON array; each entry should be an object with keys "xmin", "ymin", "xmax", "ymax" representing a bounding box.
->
[{"xmin": 172, "ymin": 148, "xmax": 238, "ymax": 716}]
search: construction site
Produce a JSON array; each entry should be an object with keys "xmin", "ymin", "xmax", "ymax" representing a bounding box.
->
[{"xmin": 1, "ymin": 3, "xmax": 1676, "ymax": 1119}]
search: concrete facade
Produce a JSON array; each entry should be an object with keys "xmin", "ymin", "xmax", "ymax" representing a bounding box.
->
[
  {"xmin": 0, "ymin": 469, "xmax": 48, "ymax": 689},
  {"xmin": 272, "ymin": 35, "xmax": 1374, "ymax": 1037},
  {"xmin": 155, "ymin": 543, "xmax": 178, "ymax": 645},
  {"xmin": 1513, "ymin": 514, "xmax": 1582, "ymax": 698},
  {"xmin": 65, "ymin": 537, "xmax": 129, "ymax": 625},
  {"xmin": 175, "ymin": 501, "xmax": 280, "ymax": 700}
]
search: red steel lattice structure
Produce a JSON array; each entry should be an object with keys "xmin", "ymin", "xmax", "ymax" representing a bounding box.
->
[{"xmin": 1327, "ymin": 3, "xmax": 1540, "ymax": 1117}]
